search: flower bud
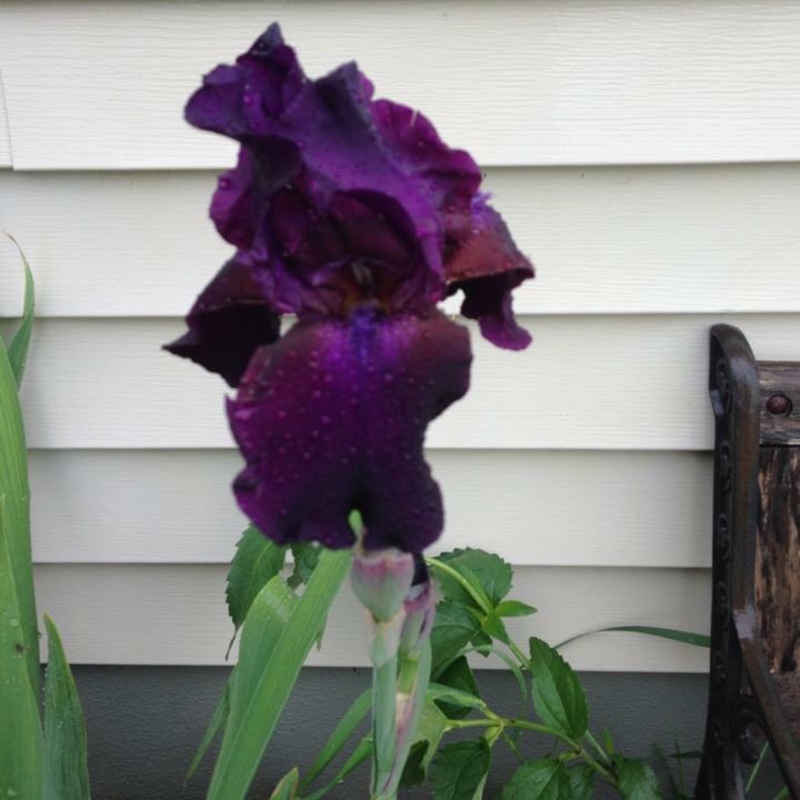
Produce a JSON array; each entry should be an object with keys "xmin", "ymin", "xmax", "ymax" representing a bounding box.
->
[
  {"xmin": 398, "ymin": 579, "xmax": 436, "ymax": 656},
  {"xmin": 351, "ymin": 547, "xmax": 415, "ymax": 623}
]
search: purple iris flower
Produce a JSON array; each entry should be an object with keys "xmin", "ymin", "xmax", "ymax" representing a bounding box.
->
[{"xmin": 166, "ymin": 24, "xmax": 533, "ymax": 554}]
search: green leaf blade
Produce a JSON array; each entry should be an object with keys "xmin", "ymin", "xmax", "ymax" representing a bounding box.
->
[
  {"xmin": 433, "ymin": 549, "xmax": 513, "ymax": 609},
  {"xmin": 0, "ymin": 331, "xmax": 40, "ymax": 693},
  {"xmin": 501, "ymin": 759, "xmax": 572, "ymax": 800},
  {"xmin": 0, "ymin": 496, "xmax": 43, "ymax": 800},
  {"xmin": 529, "ymin": 637, "xmax": 588, "ymax": 740},
  {"xmin": 207, "ymin": 548, "xmax": 351, "ymax": 800},
  {"xmin": 269, "ymin": 767, "xmax": 299, "ymax": 799},
  {"xmin": 429, "ymin": 601, "xmax": 481, "ymax": 678},
  {"xmin": 431, "ymin": 739, "xmax": 492, "ymax": 800},
  {"xmin": 614, "ymin": 756, "xmax": 663, "ymax": 800},
  {"xmin": 43, "ymin": 614, "xmax": 91, "ymax": 800},
  {"xmin": 5, "ymin": 236, "xmax": 35, "ymax": 387},
  {"xmin": 226, "ymin": 526, "xmax": 286, "ymax": 643}
]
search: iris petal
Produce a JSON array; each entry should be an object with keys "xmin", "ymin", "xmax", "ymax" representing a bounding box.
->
[
  {"xmin": 228, "ymin": 308, "xmax": 471, "ymax": 552},
  {"xmin": 446, "ymin": 203, "xmax": 534, "ymax": 350},
  {"xmin": 164, "ymin": 258, "xmax": 280, "ymax": 386}
]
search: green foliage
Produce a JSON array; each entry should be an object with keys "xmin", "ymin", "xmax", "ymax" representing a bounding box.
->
[
  {"xmin": 43, "ymin": 615, "xmax": 91, "ymax": 800},
  {"xmin": 226, "ymin": 525, "xmax": 286, "ymax": 641},
  {"xmin": 270, "ymin": 768, "xmax": 300, "ymax": 799},
  {"xmin": 1, "ymin": 249, "xmax": 89, "ymax": 799},
  {"xmin": 614, "ymin": 756, "xmax": 663, "ymax": 799},
  {"xmin": 501, "ymin": 759, "xmax": 572, "ymax": 799},
  {"xmin": 431, "ymin": 739, "xmax": 492, "ymax": 800},
  {"xmin": 206, "ymin": 549, "xmax": 351, "ymax": 799},
  {"xmin": 529, "ymin": 637, "xmax": 588, "ymax": 740}
]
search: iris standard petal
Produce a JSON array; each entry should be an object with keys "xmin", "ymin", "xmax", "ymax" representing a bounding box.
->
[
  {"xmin": 228, "ymin": 307, "xmax": 471, "ymax": 552},
  {"xmin": 164, "ymin": 258, "xmax": 281, "ymax": 386}
]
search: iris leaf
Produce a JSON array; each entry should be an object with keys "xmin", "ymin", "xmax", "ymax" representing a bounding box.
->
[
  {"xmin": 269, "ymin": 767, "xmax": 299, "ymax": 799},
  {"xmin": 207, "ymin": 548, "xmax": 351, "ymax": 800},
  {"xmin": 0, "ymin": 291, "xmax": 40, "ymax": 695},
  {"xmin": 4, "ymin": 234, "xmax": 35, "ymax": 387},
  {"xmin": 300, "ymin": 688, "xmax": 371, "ymax": 791},
  {"xmin": 301, "ymin": 736, "xmax": 372, "ymax": 800},
  {"xmin": 0, "ymin": 496, "xmax": 43, "ymax": 800},
  {"xmin": 185, "ymin": 670, "xmax": 232, "ymax": 782},
  {"xmin": 556, "ymin": 626, "xmax": 710, "ymax": 650},
  {"xmin": 43, "ymin": 614, "xmax": 90, "ymax": 800}
]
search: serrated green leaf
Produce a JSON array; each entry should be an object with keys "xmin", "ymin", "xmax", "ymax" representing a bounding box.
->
[
  {"xmin": 614, "ymin": 756, "xmax": 663, "ymax": 800},
  {"xmin": 471, "ymin": 643, "xmax": 528, "ymax": 698},
  {"xmin": 287, "ymin": 541, "xmax": 321, "ymax": 588},
  {"xmin": 269, "ymin": 767, "xmax": 299, "ymax": 799},
  {"xmin": 43, "ymin": 614, "xmax": 90, "ymax": 800},
  {"xmin": 399, "ymin": 740, "xmax": 428, "ymax": 789},
  {"xmin": 501, "ymin": 759, "xmax": 572, "ymax": 800},
  {"xmin": 225, "ymin": 526, "xmax": 286, "ymax": 648},
  {"xmin": 569, "ymin": 764, "xmax": 595, "ymax": 800},
  {"xmin": 0, "ymin": 495, "xmax": 43, "ymax": 800},
  {"xmin": 431, "ymin": 739, "xmax": 492, "ymax": 800},
  {"xmin": 430, "ymin": 601, "xmax": 482, "ymax": 678},
  {"xmin": 434, "ymin": 549, "xmax": 513, "ymax": 608},
  {"xmin": 185, "ymin": 671, "xmax": 232, "ymax": 782},
  {"xmin": 529, "ymin": 637, "xmax": 588, "ymax": 740},
  {"xmin": 414, "ymin": 696, "xmax": 450, "ymax": 771},
  {"xmin": 482, "ymin": 610, "xmax": 511, "ymax": 644},
  {"xmin": 300, "ymin": 688, "xmax": 371, "ymax": 791},
  {"xmin": 207, "ymin": 549, "xmax": 351, "ymax": 800},
  {"xmin": 434, "ymin": 656, "xmax": 481, "ymax": 719},
  {"xmin": 495, "ymin": 600, "xmax": 537, "ymax": 618}
]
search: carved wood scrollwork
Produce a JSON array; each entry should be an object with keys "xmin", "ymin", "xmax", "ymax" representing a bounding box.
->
[{"xmin": 695, "ymin": 325, "xmax": 800, "ymax": 799}]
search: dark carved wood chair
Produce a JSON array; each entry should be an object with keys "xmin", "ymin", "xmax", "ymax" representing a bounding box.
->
[{"xmin": 695, "ymin": 324, "xmax": 800, "ymax": 798}]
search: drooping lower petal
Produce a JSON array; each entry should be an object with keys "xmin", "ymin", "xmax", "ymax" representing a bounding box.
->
[
  {"xmin": 164, "ymin": 258, "xmax": 281, "ymax": 386},
  {"xmin": 445, "ymin": 202, "xmax": 534, "ymax": 350},
  {"xmin": 228, "ymin": 307, "xmax": 472, "ymax": 552}
]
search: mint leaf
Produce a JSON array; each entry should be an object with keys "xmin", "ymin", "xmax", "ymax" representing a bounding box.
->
[
  {"xmin": 431, "ymin": 739, "xmax": 491, "ymax": 800},
  {"xmin": 226, "ymin": 526, "xmax": 286, "ymax": 636},
  {"xmin": 569, "ymin": 764, "xmax": 595, "ymax": 800},
  {"xmin": 434, "ymin": 656, "xmax": 481, "ymax": 719},
  {"xmin": 495, "ymin": 600, "xmax": 537, "ymax": 618},
  {"xmin": 430, "ymin": 601, "xmax": 482, "ymax": 678},
  {"xmin": 435, "ymin": 549, "xmax": 513, "ymax": 608},
  {"xmin": 614, "ymin": 756, "xmax": 662, "ymax": 800},
  {"xmin": 287, "ymin": 541, "xmax": 321, "ymax": 588},
  {"xmin": 501, "ymin": 759, "xmax": 571, "ymax": 799},
  {"xmin": 529, "ymin": 637, "xmax": 588, "ymax": 740}
]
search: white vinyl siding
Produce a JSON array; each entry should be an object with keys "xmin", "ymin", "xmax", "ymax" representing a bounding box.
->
[{"xmin": 2, "ymin": 0, "xmax": 799, "ymax": 671}]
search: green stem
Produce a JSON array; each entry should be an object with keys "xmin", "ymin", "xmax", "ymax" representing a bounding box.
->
[
  {"xmin": 426, "ymin": 558, "xmax": 491, "ymax": 614},
  {"xmin": 448, "ymin": 718, "xmax": 616, "ymax": 785},
  {"xmin": 585, "ymin": 729, "xmax": 613, "ymax": 768},
  {"xmin": 371, "ymin": 654, "xmax": 398, "ymax": 799}
]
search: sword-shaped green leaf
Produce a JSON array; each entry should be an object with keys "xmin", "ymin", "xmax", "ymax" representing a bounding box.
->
[
  {"xmin": 43, "ymin": 614, "xmax": 90, "ymax": 800},
  {"xmin": 5, "ymin": 235, "xmax": 36, "ymax": 387},
  {"xmin": 0, "ymin": 495, "xmax": 44, "ymax": 799},
  {"xmin": 207, "ymin": 548, "xmax": 351, "ymax": 799}
]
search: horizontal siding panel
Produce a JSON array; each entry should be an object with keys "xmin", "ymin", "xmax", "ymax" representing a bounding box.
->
[
  {"xmin": 4, "ymin": 164, "xmax": 800, "ymax": 317},
  {"xmin": 0, "ymin": 73, "xmax": 11, "ymax": 167},
  {"xmin": 34, "ymin": 564, "xmax": 710, "ymax": 671},
  {"xmin": 1, "ymin": 1, "xmax": 799, "ymax": 169},
  {"xmin": 17, "ymin": 314, "xmax": 800, "ymax": 450},
  {"xmin": 29, "ymin": 449, "xmax": 711, "ymax": 568}
]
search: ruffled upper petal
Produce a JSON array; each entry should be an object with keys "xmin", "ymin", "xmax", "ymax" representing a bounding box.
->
[{"xmin": 228, "ymin": 308, "xmax": 471, "ymax": 552}]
